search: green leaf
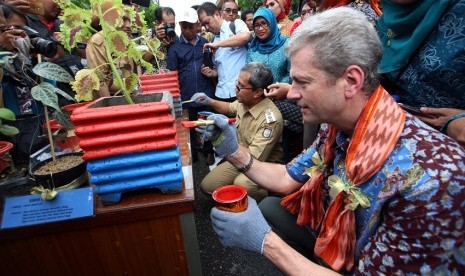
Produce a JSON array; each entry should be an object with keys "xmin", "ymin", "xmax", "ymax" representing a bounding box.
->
[
  {"xmin": 31, "ymin": 82, "xmax": 60, "ymax": 110},
  {"xmin": 0, "ymin": 108, "xmax": 16, "ymax": 121},
  {"xmin": 0, "ymin": 124, "xmax": 19, "ymax": 136},
  {"xmin": 32, "ymin": 62, "xmax": 74, "ymax": 83},
  {"xmin": 123, "ymin": 72, "xmax": 138, "ymax": 94},
  {"xmin": 53, "ymin": 110, "xmax": 74, "ymax": 129},
  {"xmin": 108, "ymin": 31, "xmax": 130, "ymax": 54},
  {"xmin": 54, "ymin": 87, "xmax": 76, "ymax": 102}
]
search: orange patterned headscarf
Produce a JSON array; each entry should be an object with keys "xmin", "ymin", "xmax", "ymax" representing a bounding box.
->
[{"xmin": 281, "ymin": 86, "xmax": 405, "ymax": 272}]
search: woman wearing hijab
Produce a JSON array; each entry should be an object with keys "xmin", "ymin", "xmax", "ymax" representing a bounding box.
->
[
  {"xmin": 247, "ymin": 8, "xmax": 303, "ymax": 162},
  {"xmin": 247, "ymin": 7, "xmax": 289, "ymax": 83},
  {"xmin": 265, "ymin": 0, "xmax": 294, "ymax": 37},
  {"xmin": 378, "ymin": 0, "xmax": 465, "ymax": 147}
]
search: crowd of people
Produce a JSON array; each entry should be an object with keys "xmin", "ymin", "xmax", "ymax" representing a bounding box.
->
[{"xmin": 0, "ymin": 0, "xmax": 464, "ymax": 274}]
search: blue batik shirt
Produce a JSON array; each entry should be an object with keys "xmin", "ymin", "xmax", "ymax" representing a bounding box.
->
[{"xmin": 286, "ymin": 114, "xmax": 465, "ymax": 274}]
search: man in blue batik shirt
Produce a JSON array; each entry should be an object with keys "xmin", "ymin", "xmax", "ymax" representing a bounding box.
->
[{"xmin": 167, "ymin": 7, "xmax": 216, "ymax": 164}]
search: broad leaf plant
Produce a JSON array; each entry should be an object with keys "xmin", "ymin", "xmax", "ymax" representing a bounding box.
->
[{"xmin": 57, "ymin": 0, "xmax": 164, "ymax": 104}]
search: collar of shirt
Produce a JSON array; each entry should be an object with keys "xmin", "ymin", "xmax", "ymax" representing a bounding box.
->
[
  {"xmin": 335, "ymin": 131, "xmax": 350, "ymax": 152},
  {"xmin": 179, "ymin": 34, "xmax": 200, "ymax": 45},
  {"xmin": 219, "ymin": 19, "xmax": 234, "ymax": 37},
  {"xmin": 244, "ymin": 98, "xmax": 274, "ymax": 120}
]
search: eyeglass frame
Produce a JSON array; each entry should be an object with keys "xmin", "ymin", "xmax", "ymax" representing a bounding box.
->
[
  {"xmin": 222, "ymin": 8, "xmax": 239, "ymax": 15},
  {"xmin": 235, "ymin": 81, "xmax": 254, "ymax": 91},
  {"xmin": 253, "ymin": 21, "xmax": 269, "ymax": 31}
]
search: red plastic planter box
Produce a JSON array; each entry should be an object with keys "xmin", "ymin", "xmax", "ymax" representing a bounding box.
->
[
  {"xmin": 140, "ymin": 71, "xmax": 181, "ymax": 98},
  {"xmin": 71, "ymin": 92, "xmax": 177, "ymax": 161}
]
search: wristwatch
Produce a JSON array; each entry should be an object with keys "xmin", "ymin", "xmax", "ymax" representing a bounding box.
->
[{"xmin": 237, "ymin": 154, "xmax": 254, "ymax": 173}]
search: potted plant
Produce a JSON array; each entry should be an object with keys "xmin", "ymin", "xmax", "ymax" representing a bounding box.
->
[
  {"xmin": 57, "ymin": 0, "xmax": 183, "ymax": 204},
  {"xmin": 27, "ymin": 61, "xmax": 87, "ymax": 197}
]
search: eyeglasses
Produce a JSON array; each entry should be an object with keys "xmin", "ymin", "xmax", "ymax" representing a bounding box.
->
[
  {"xmin": 235, "ymin": 82, "xmax": 254, "ymax": 91},
  {"xmin": 266, "ymin": 2, "xmax": 276, "ymax": 8},
  {"xmin": 223, "ymin": 8, "xmax": 238, "ymax": 15},
  {"xmin": 253, "ymin": 21, "xmax": 269, "ymax": 31}
]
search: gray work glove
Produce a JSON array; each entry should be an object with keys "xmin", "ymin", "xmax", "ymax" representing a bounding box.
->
[
  {"xmin": 191, "ymin": 92, "xmax": 212, "ymax": 105},
  {"xmin": 211, "ymin": 196, "xmax": 272, "ymax": 254},
  {"xmin": 195, "ymin": 114, "xmax": 239, "ymax": 158}
]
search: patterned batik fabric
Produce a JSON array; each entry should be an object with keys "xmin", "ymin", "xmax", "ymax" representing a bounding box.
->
[
  {"xmin": 380, "ymin": 1, "xmax": 465, "ymax": 109},
  {"xmin": 286, "ymin": 114, "xmax": 465, "ymax": 274}
]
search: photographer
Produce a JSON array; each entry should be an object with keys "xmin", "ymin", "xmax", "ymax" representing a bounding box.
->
[
  {"xmin": 21, "ymin": 0, "xmax": 83, "ymax": 99},
  {"xmin": 0, "ymin": 3, "xmax": 47, "ymax": 115},
  {"xmin": 154, "ymin": 6, "xmax": 176, "ymax": 47},
  {"xmin": 0, "ymin": 3, "xmax": 50, "ymax": 163},
  {"xmin": 153, "ymin": 6, "xmax": 175, "ymax": 72}
]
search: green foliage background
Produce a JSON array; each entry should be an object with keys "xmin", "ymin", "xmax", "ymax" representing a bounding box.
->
[{"xmin": 237, "ymin": 0, "xmax": 301, "ymax": 18}]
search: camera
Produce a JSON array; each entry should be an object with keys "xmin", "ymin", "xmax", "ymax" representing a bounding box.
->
[
  {"xmin": 164, "ymin": 23, "xmax": 176, "ymax": 38},
  {"xmin": 20, "ymin": 26, "xmax": 57, "ymax": 58}
]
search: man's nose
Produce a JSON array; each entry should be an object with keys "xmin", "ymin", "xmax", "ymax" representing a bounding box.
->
[{"xmin": 287, "ymin": 84, "xmax": 300, "ymax": 100}]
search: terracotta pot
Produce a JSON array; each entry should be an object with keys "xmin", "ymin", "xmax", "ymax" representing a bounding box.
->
[{"xmin": 0, "ymin": 141, "xmax": 13, "ymax": 172}]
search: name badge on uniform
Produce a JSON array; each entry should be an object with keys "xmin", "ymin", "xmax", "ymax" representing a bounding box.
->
[
  {"xmin": 265, "ymin": 108, "xmax": 276, "ymax": 124},
  {"xmin": 263, "ymin": 127, "xmax": 273, "ymax": 139}
]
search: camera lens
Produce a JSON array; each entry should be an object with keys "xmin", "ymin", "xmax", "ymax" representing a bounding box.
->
[
  {"xmin": 31, "ymin": 37, "xmax": 57, "ymax": 58},
  {"xmin": 165, "ymin": 23, "xmax": 176, "ymax": 38}
]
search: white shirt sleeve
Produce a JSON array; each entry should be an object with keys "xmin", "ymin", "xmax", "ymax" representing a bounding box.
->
[{"xmin": 234, "ymin": 19, "xmax": 249, "ymax": 34}]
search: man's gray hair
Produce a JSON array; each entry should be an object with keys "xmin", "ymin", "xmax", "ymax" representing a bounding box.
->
[
  {"xmin": 286, "ymin": 7, "xmax": 382, "ymax": 93},
  {"xmin": 241, "ymin": 62, "xmax": 274, "ymax": 91}
]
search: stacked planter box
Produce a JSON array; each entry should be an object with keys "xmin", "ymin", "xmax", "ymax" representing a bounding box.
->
[
  {"xmin": 139, "ymin": 71, "xmax": 182, "ymax": 118},
  {"xmin": 71, "ymin": 92, "xmax": 183, "ymax": 204}
]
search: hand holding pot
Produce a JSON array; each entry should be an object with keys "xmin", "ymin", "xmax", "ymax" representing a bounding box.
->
[{"xmin": 211, "ymin": 196, "xmax": 271, "ymax": 254}]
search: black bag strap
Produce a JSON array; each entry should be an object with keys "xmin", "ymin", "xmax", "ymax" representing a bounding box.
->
[{"xmin": 229, "ymin": 21, "xmax": 236, "ymax": 35}]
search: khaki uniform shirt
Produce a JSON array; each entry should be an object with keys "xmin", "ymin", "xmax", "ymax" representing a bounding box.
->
[
  {"xmin": 86, "ymin": 31, "xmax": 134, "ymax": 97},
  {"xmin": 228, "ymin": 98, "xmax": 283, "ymax": 163}
]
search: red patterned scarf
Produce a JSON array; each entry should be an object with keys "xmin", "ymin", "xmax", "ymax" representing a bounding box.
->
[{"xmin": 281, "ymin": 86, "xmax": 405, "ymax": 272}]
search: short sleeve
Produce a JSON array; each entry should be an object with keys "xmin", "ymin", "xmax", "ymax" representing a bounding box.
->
[{"xmin": 234, "ymin": 19, "xmax": 249, "ymax": 34}]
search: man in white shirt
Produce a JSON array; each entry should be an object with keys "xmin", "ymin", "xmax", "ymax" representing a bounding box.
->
[{"xmin": 197, "ymin": 2, "xmax": 250, "ymax": 102}]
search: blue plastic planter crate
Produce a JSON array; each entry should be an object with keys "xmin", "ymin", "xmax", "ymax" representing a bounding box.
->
[{"xmin": 87, "ymin": 148, "xmax": 183, "ymax": 204}]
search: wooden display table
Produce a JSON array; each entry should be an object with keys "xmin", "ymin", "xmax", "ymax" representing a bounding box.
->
[{"xmin": 0, "ymin": 117, "xmax": 201, "ymax": 276}]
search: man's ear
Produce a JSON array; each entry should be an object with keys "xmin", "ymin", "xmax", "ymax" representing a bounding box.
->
[
  {"xmin": 254, "ymin": 88, "xmax": 265, "ymax": 98},
  {"xmin": 342, "ymin": 65, "xmax": 364, "ymax": 99}
]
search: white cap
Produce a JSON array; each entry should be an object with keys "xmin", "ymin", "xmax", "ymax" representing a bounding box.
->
[{"xmin": 178, "ymin": 8, "xmax": 198, "ymax": 24}]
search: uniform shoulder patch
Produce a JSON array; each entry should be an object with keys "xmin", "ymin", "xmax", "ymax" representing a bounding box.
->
[
  {"xmin": 265, "ymin": 108, "xmax": 276, "ymax": 123},
  {"xmin": 263, "ymin": 126, "xmax": 273, "ymax": 139}
]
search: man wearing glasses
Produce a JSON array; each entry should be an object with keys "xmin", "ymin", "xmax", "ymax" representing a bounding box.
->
[
  {"xmin": 190, "ymin": 62, "xmax": 283, "ymax": 202},
  {"xmin": 197, "ymin": 2, "xmax": 250, "ymax": 102},
  {"xmin": 221, "ymin": 0, "xmax": 239, "ymax": 22}
]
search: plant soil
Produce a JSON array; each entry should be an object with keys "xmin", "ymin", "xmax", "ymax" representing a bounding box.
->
[{"xmin": 34, "ymin": 155, "xmax": 84, "ymax": 175}]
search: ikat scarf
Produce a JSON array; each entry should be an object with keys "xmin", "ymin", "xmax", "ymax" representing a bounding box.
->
[{"xmin": 281, "ymin": 86, "xmax": 406, "ymax": 272}]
